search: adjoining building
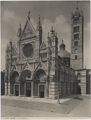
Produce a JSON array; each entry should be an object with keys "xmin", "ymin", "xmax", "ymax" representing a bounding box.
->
[{"xmin": 75, "ymin": 69, "xmax": 91, "ymax": 95}]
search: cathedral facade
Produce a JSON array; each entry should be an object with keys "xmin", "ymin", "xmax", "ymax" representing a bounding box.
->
[{"xmin": 5, "ymin": 11, "xmax": 78, "ymax": 99}]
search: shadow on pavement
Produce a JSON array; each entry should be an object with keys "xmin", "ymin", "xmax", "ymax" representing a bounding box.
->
[{"xmin": 73, "ymin": 96, "xmax": 83, "ymax": 100}]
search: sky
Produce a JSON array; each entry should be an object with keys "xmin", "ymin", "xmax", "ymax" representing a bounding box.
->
[{"xmin": 1, "ymin": 1, "xmax": 90, "ymax": 70}]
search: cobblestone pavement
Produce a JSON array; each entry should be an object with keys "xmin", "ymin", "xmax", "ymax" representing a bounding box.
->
[{"xmin": 1, "ymin": 95, "xmax": 91, "ymax": 118}]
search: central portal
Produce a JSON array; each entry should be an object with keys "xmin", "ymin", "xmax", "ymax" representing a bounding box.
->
[
  {"xmin": 20, "ymin": 69, "xmax": 32, "ymax": 97},
  {"xmin": 33, "ymin": 69, "xmax": 46, "ymax": 97},
  {"xmin": 26, "ymin": 83, "xmax": 31, "ymax": 97},
  {"xmin": 39, "ymin": 85, "xmax": 45, "ymax": 98}
]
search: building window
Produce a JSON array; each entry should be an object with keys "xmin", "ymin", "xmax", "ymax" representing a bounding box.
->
[
  {"xmin": 73, "ymin": 26, "xmax": 79, "ymax": 33},
  {"xmin": 74, "ymin": 41, "xmax": 78, "ymax": 46},
  {"xmin": 74, "ymin": 34, "xmax": 79, "ymax": 40},
  {"xmin": 75, "ymin": 55, "xmax": 77, "ymax": 60},
  {"xmin": 75, "ymin": 48, "xmax": 78, "ymax": 53},
  {"xmin": 73, "ymin": 16, "xmax": 79, "ymax": 24}
]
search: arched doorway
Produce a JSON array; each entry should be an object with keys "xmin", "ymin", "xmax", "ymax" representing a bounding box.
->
[
  {"xmin": 33, "ymin": 69, "xmax": 46, "ymax": 98},
  {"xmin": 20, "ymin": 70, "xmax": 31, "ymax": 97},
  {"xmin": 10, "ymin": 71, "xmax": 19, "ymax": 96}
]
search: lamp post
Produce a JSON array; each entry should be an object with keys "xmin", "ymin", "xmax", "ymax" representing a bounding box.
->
[
  {"xmin": 57, "ymin": 75, "xmax": 60, "ymax": 104},
  {"xmin": 57, "ymin": 58, "xmax": 60, "ymax": 104}
]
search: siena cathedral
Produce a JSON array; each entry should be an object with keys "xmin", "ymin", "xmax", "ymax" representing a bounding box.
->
[{"xmin": 5, "ymin": 5, "xmax": 90, "ymax": 99}]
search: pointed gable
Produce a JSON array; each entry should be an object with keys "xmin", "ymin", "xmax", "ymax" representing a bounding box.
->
[
  {"xmin": 40, "ymin": 42, "xmax": 47, "ymax": 50},
  {"xmin": 11, "ymin": 65, "xmax": 16, "ymax": 71},
  {"xmin": 21, "ymin": 13, "xmax": 36, "ymax": 39},
  {"xmin": 33, "ymin": 57, "xmax": 47, "ymax": 75},
  {"xmin": 22, "ymin": 61, "xmax": 30, "ymax": 70}
]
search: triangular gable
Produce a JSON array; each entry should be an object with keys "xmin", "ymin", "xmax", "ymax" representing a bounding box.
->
[
  {"xmin": 40, "ymin": 42, "xmax": 47, "ymax": 50},
  {"xmin": 22, "ymin": 61, "xmax": 30, "ymax": 70},
  {"xmin": 11, "ymin": 65, "xmax": 16, "ymax": 71},
  {"xmin": 21, "ymin": 18, "xmax": 36, "ymax": 39},
  {"xmin": 33, "ymin": 62, "xmax": 40, "ymax": 73},
  {"xmin": 33, "ymin": 59, "xmax": 46, "ymax": 74}
]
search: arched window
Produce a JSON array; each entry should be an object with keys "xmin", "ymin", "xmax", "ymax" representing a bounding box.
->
[
  {"xmin": 20, "ymin": 70, "xmax": 31, "ymax": 83},
  {"xmin": 34, "ymin": 69, "xmax": 46, "ymax": 82}
]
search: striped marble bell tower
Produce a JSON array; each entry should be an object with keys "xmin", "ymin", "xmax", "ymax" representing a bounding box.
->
[{"xmin": 71, "ymin": 2, "xmax": 84, "ymax": 70}]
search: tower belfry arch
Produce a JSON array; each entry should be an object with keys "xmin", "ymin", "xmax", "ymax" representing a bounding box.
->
[{"xmin": 76, "ymin": 1, "xmax": 79, "ymax": 9}]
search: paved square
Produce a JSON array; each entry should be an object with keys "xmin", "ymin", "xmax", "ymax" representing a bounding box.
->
[{"xmin": 1, "ymin": 95, "xmax": 91, "ymax": 117}]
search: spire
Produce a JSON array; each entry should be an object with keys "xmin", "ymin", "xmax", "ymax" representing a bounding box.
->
[
  {"xmin": 37, "ymin": 15, "xmax": 42, "ymax": 46},
  {"xmin": 38, "ymin": 15, "xmax": 42, "ymax": 29},
  {"xmin": 17, "ymin": 24, "xmax": 22, "ymax": 38},
  {"xmin": 28, "ymin": 11, "xmax": 30, "ymax": 20},
  {"xmin": 73, "ymin": 1, "xmax": 81, "ymax": 17},
  {"xmin": 20, "ymin": 24, "xmax": 21, "ymax": 28},
  {"xmin": 51, "ymin": 26, "xmax": 55, "ymax": 34},
  {"xmin": 76, "ymin": 1, "xmax": 79, "ymax": 10},
  {"xmin": 60, "ymin": 39, "xmax": 65, "ymax": 51},
  {"xmin": 62, "ymin": 39, "xmax": 63, "ymax": 44},
  {"xmin": 51, "ymin": 26, "xmax": 53, "ymax": 32},
  {"xmin": 48, "ymin": 32, "xmax": 49, "ymax": 38},
  {"xmin": 38, "ymin": 15, "xmax": 41, "ymax": 26},
  {"xmin": 9, "ymin": 39, "xmax": 12, "ymax": 45}
]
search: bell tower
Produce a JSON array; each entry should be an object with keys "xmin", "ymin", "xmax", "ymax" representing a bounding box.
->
[{"xmin": 71, "ymin": 2, "xmax": 84, "ymax": 70}]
